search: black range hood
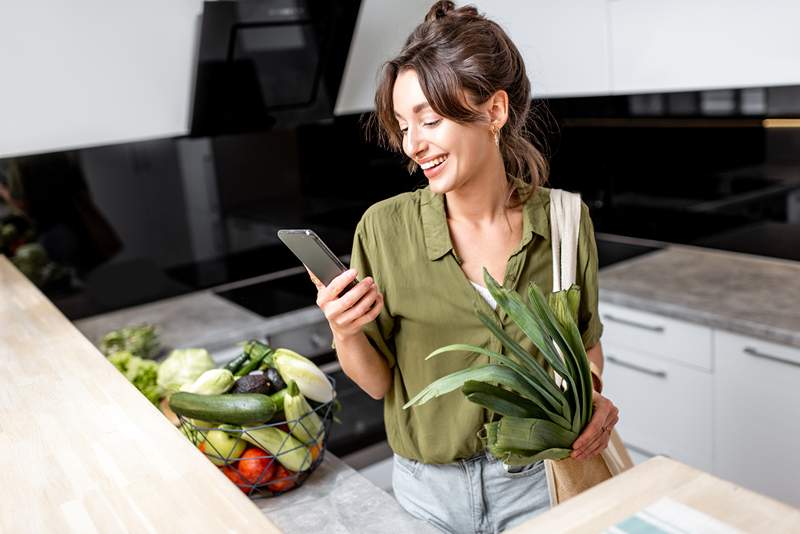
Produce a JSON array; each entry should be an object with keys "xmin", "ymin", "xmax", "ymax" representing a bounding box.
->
[{"xmin": 189, "ymin": 0, "xmax": 361, "ymax": 136}]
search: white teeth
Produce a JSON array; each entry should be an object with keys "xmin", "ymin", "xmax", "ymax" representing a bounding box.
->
[{"xmin": 420, "ymin": 155, "xmax": 448, "ymax": 170}]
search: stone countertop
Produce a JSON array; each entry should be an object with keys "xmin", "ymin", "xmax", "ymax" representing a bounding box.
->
[
  {"xmin": 257, "ymin": 454, "xmax": 436, "ymax": 534},
  {"xmin": 599, "ymin": 246, "xmax": 800, "ymax": 349}
]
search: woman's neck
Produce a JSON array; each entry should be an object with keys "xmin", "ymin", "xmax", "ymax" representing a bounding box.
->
[{"xmin": 444, "ymin": 156, "xmax": 511, "ymax": 225}]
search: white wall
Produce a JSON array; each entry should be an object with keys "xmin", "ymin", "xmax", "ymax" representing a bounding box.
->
[{"xmin": 0, "ymin": 0, "xmax": 204, "ymax": 159}]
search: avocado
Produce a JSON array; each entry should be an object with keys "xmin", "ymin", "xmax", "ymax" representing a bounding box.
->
[{"xmin": 230, "ymin": 374, "xmax": 271, "ymax": 395}]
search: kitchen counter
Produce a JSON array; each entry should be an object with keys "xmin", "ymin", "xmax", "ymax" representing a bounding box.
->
[
  {"xmin": 0, "ymin": 256, "xmax": 431, "ymax": 533},
  {"xmin": 599, "ymin": 245, "xmax": 800, "ymax": 349},
  {"xmin": 512, "ymin": 456, "xmax": 800, "ymax": 532}
]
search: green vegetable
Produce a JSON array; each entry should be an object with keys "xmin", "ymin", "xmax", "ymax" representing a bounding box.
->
[
  {"xmin": 201, "ymin": 429, "xmax": 247, "ymax": 466},
  {"xmin": 99, "ymin": 324, "xmax": 160, "ymax": 360},
  {"xmin": 180, "ymin": 369, "xmax": 235, "ymax": 395},
  {"xmin": 224, "ymin": 353, "xmax": 249, "ymax": 373},
  {"xmin": 235, "ymin": 345, "xmax": 273, "ymax": 377},
  {"xmin": 107, "ymin": 350, "xmax": 161, "ymax": 404},
  {"xmin": 269, "ymin": 388, "xmax": 289, "ymax": 412},
  {"xmin": 157, "ymin": 348, "xmax": 214, "ymax": 394},
  {"xmin": 244, "ymin": 342, "xmax": 333, "ymax": 403},
  {"xmin": 169, "ymin": 392, "xmax": 276, "ymax": 425},
  {"xmin": 228, "ymin": 425, "xmax": 312, "ymax": 472},
  {"xmin": 284, "ymin": 380, "xmax": 325, "ymax": 445},
  {"xmin": 404, "ymin": 268, "xmax": 594, "ymax": 466}
]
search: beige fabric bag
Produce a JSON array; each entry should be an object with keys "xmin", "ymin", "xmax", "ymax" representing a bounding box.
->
[{"xmin": 545, "ymin": 189, "xmax": 634, "ymax": 506}]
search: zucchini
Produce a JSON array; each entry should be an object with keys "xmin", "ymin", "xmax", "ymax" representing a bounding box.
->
[
  {"xmin": 169, "ymin": 392, "xmax": 276, "ymax": 425},
  {"xmin": 224, "ymin": 353, "xmax": 249, "ymax": 373},
  {"xmin": 269, "ymin": 388, "xmax": 288, "ymax": 412},
  {"xmin": 225, "ymin": 425, "xmax": 312, "ymax": 472},
  {"xmin": 235, "ymin": 346, "xmax": 274, "ymax": 377}
]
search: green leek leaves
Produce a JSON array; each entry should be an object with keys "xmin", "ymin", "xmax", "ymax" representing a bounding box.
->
[{"xmin": 403, "ymin": 268, "xmax": 595, "ymax": 466}]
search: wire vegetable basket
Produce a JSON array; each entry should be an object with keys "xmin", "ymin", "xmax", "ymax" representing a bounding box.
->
[{"xmin": 179, "ymin": 376, "xmax": 336, "ymax": 498}]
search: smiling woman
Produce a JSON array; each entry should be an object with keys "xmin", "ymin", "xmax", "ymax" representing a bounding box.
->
[
  {"xmin": 307, "ymin": 2, "xmax": 616, "ymax": 533},
  {"xmin": 371, "ymin": 1, "xmax": 549, "ymax": 205}
]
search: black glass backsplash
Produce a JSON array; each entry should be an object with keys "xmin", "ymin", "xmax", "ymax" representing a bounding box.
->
[{"xmin": 2, "ymin": 86, "xmax": 799, "ymax": 320}]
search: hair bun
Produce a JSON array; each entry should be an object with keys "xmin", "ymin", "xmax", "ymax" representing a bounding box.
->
[{"xmin": 424, "ymin": 1, "xmax": 456, "ymax": 23}]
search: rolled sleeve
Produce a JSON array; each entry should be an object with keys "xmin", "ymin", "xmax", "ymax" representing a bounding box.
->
[{"xmin": 576, "ymin": 202, "xmax": 604, "ymax": 350}]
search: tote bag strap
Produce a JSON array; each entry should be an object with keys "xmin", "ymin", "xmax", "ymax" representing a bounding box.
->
[
  {"xmin": 549, "ymin": 188, "xmax": 582, "ymax": 292},
  {"xmin": 545, "ymin": 189, "xmax": 634, "ymax": 506}
]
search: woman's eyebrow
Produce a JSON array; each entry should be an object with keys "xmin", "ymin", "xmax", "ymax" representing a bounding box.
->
[{"xmin": 394, "ymin": 102, "xmax": 432, "ymax": 119}]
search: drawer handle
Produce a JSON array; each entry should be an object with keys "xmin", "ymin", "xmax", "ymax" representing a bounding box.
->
[
  {"xmin": 607, "ymin": 355, "xmax": 667, "ymax": 379},
  {"xmin": 603, "ymin": 314, "xmax": 665, "ymax": 333},
  {"xmin": 744, "ymin": 347, "xmax": 800, "ymax": 368}
]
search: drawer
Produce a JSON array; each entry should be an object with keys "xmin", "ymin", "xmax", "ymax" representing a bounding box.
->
[
  {"xmin": 599, "ymin": 301, "xmax": 712, "ymax": 371},
  {"xmin": 603, "ymin": 342, "xmax": 712, "ymax": 472}
]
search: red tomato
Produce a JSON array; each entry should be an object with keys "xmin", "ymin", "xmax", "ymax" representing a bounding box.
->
[
  {"xmin": 221, "ymin": 467, "xmax": 249, "ymax": 494},
  {"xmin": 267, "ymin": 465, "xmax": 296, "ymax": 493},
  {"xmin": 237, "ymin": 447, "xmax": 276, "ymax": 485}
]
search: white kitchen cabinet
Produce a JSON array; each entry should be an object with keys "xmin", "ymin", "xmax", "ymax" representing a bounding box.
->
[
  {"xmin": 599, "ymin": 302, "xmax": 712, "ymax": 371},
  {"xmin": 599, "ymin": 301, "xmax": 714, "ymax": 471},
  {"xmin": 484, "ymin": 0, "xmax": 611, "ymax": 98},
  {"xmin": 713, "ymin": 331, "xmax": 800, "ymax": 507},
  {"xmin": 609, "ymin": 0, "xmax": 800, "ymax": 94},
  {"xmin": 336, "ymin": 0, "xmax": 611, "ymax": 114},
  {"xmin": 0, "ymin": 0, "xmax": 205, "ymax": 158},
  {"xmin": 603, "ymin": 342, "xmax": 713, "ymax": 472}
]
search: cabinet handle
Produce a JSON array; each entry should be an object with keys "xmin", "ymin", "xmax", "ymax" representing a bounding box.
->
[
  {"xmin": 607, "ymin": 355, "xmax": 667, "ymax": 379},
  {"xmin": 603, "ymin": 314, "xmax": 665, "ymax": 333},
  {"xmin": 743, "ymin": 347, "xmax": 800, "ymax": 368}
]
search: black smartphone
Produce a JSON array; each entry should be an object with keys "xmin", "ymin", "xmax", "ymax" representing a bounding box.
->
[{"xmin": 277, "ymin": 229, "xmax": 358, "ymax": 294}]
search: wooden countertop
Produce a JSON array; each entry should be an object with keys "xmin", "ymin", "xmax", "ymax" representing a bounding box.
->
[
  {"xmin": 0, "ymin": 256, "xmax": 280, "ymax": 533},
  {"xmin": 512, "ymin": 456, "xmax": 800, "ymax": 533}
]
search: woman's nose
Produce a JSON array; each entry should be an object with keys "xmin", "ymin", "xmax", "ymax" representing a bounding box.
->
[{"xmin": 404, "ymin": 126, "xmax": 426, "ymax": 159}]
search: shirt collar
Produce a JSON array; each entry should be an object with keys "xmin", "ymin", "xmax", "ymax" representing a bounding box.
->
[{"xmin": 420, "ymin": 186, "xmax": 551, "ymax": 262}]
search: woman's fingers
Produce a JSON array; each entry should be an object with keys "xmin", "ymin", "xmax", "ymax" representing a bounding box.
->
[
  {"xmin": 324, "ymin": 277, "xmax": 373, "ymax": 317},
  {"xmin": 352, "ymin": 293, "xmax": 384, "ymax": 329},
  {"xmin": 337, "ymin": 286, "xmax": 379, "ymax": 325},
  {"xmin": 315, "ymin": 269, "xmax": 358, "ymax": 306},
  {"xmin": 306, "ymin": 267, "xmax": 324, "ymax": 290},
  {"xmin": 571, "ymin": 392, "xmax": 619, "ymax": 459}
]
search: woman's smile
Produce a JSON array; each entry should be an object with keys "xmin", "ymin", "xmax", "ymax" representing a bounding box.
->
[{"xmin": 420, "ymin": 154, "xmax": 449, "ymax": 178}]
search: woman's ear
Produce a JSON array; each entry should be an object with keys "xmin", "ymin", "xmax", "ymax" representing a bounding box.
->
[{"xmin": 487, "ymin": 90, "xmax": 509, "ymax": 128}]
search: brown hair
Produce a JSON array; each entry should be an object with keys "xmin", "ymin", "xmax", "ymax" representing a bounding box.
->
[{"xmin": 371, "ymin": 0, "xmax": 549, "ymax": 204}]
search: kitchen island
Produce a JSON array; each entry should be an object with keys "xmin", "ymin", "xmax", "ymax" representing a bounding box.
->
[{"xmin": 0, "ymin": 256, "xmax": 433, "ymax": 533}]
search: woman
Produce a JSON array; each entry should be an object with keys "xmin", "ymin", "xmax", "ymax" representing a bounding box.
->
[{"xmin": 309, "ymin": 2, "xmax": 619, "ymax": 532}]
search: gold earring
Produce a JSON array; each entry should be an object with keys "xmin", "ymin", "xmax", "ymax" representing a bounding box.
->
[{"xmin": 490, "ymin": 124, "xmax": 500, "ymax": 146}]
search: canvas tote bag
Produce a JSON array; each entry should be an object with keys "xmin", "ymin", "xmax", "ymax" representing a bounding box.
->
[{"xmin": 544, "ymin": 189, "xmax": 634, "ymax": 506}]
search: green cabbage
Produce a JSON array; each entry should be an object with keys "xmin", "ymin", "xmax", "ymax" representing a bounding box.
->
[
  {"xmin": 108, "ymin": 350, "xmax": 161, "ymax": 405},
  {"xmin": 156, "ymin": 348, "xmax": 214, "ymax": 394}
]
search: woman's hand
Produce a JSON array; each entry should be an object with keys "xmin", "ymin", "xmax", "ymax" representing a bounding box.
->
[
  {"xmin": 308, "ymin": 268, "xmax": 384, "ymax": 340},
  {"xmin": 570, "ymin": 390, "xmax": 619, "ymax": 460}
]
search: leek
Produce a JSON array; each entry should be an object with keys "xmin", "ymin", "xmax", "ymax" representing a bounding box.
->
[{"xmin": 404, "ymin": 268, "xmax": 595, "ymax": 466}]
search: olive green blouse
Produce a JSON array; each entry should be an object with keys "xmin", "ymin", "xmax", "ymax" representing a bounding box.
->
[{"xmin": 349, "ymin": 186, "xmax": 603, "ymax": 464}]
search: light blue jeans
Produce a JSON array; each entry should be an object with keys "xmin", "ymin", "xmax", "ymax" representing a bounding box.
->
[{"xmin": 392, "ymin": 451, "xmax": 551, "ymax": 533}]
